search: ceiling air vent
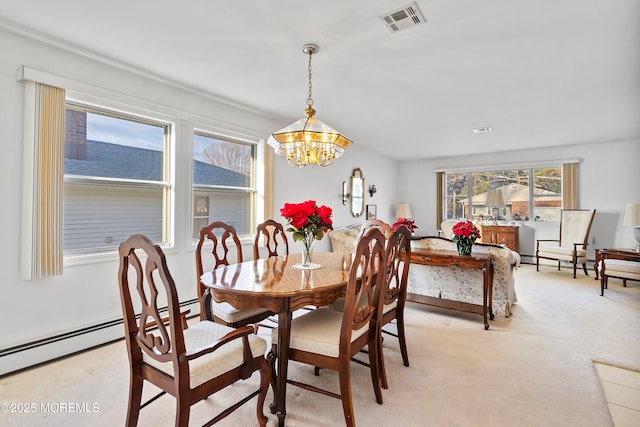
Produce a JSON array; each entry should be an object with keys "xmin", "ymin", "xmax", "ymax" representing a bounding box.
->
[{"xmin": 379, "ymin": 2, "xmax": 426, "ymax": 33}]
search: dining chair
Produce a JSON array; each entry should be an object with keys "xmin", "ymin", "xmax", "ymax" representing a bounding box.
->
[
  {"xmin": 329, "ymin": 223, "xmax": 412, "ymax": 390},
  {"xmin": 325, "ymin": 219, "xmax": 393, "ymax": 312},
  {"xmin": 118, "ymin": 234, "xmax": 271, "ymax": 427},
  {"xmin": 253, "ymin": 219, "xmax": 289, "ymax": 259},
  {"xmin": 536, "ymin": 209, "xmax": 596, "ymax": 278},
  {"xmin": 378, "ymin": 224, "xmax": 412, "ymax": 389},
  {"xmin": 196, "ymin": 221, "xmax": 273, "ymax": 327},
  {"xmin": 269, "ymin": 227, "xmax": 387, "ymax": 427}
]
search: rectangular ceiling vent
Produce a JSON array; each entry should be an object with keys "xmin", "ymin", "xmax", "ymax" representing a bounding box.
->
[{"xmin": 379, "ymin": 2, "xmax": 426, "ymax": 33}]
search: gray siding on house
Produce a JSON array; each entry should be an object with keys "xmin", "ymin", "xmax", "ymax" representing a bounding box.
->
[
  {"xmin": 64, "ymin": 140, "xmax": 248, "ymax": 186},
  {"xmin": 63, "ymin": 141, "xmax": 250, "ymax": 250}
]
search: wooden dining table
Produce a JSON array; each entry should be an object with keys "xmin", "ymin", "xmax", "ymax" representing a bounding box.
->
[{"xmin": 199, "ymin": 251, "xmax": 355, "ymax": 427}]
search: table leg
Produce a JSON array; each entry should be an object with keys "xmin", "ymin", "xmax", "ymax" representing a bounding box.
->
[
  {"xmin": 275, "ymin": 310, "xmax": 292, "ymax": 426},
  {"xmin": 482, "ymin": 265, "xmax": 489, "ymax": 330},
  {"xmin": 488, "ymin": 263, "xmax": 494, "ymax": 321}
]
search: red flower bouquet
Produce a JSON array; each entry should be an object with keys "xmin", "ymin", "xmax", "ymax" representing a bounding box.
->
[
  {"xmin": 451, "ymin": 220, "xmax": 481, "ymax": 255},
  {"xmin": 280, "ymin": 200, "xmax": 333, "ymax": 241},
  {"xmin": 280, "ymin": 200, "xmax": 333, "ymax": 267}
]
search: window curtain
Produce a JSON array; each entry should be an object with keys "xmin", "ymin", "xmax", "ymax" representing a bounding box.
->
[
  {"xmin": 22, "ymin": 82, "xmax": 65, "ymax": 279},
  {"xmin": 562, "ymin": 162, "xmax": 578, "ymax": 209},
  {"xmin": 436, "ymin": 171, "xmax": 444, "ymax": 230},
  {"xmin": 263, "ymin": 144, "xmax": 275, "ymax": 219}
]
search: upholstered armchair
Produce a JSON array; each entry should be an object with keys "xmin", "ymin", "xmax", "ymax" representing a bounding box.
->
[{"xmin": 536, "ymin": 209, "xmax": 596, "ymax": 278}]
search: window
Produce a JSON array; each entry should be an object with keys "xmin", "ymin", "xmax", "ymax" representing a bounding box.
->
[
  {"xmin": 444, "ymin": 166, "xmax": 564, "ymax": 222},
  {"xmin": 63, "ymin": 104, "xmax": 171, "ymax": 253},
  {"xmin": 192, "ymin": 131, "xmax": 257, "ymax": 238},
  {"xmin": 19, "ymin": 67, "xmax": 270, "ymax": 271}
]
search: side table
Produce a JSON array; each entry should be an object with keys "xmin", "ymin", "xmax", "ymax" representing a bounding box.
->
[
  {"xmin": 407, "ymin": 248, "xmax": 494, "ymax": 329},
  {"xmin": 595, "ymin": 248, "xmax": 640, "ymax": 296}
]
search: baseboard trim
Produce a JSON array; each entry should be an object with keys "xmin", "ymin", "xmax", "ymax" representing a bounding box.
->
[{"xmin": 0, "ymin": 299, "xmax": 199, "ymax": 376}]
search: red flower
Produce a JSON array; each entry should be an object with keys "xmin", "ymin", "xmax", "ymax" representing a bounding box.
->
[
  {"xmin": 316, "ymin": 205, "xmax": 333, "ymax": 227},
  {"xmin": 280, "ymin": 200, "xmax": 334, "ymax": 242},
  {"xmin": 392, "ymin": 217, "xmax": 418, "ymax": 232},
  {"xmin": 451, "ymin": 221, "xmax": 481, "ymax": 241}
]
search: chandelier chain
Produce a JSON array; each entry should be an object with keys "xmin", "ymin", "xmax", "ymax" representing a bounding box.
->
[{"xmin": 306, "ymin": 50, "xmax": 313, "ymax": 108}]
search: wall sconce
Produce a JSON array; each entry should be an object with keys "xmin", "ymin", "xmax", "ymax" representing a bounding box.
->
[
  {"xmin": 368, "ymin": 184, "xmax": 377, "ymax": 197},
  {"xmin": 342, "ymin": 181, "xmax": 351, "ymax": 205}
]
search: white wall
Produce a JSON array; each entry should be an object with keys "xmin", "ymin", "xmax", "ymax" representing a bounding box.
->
[{"xmin": 397, "ymin": 140, "xmax": 640, "ymax": 260}]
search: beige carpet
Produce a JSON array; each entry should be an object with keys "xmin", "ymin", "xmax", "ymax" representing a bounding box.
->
[{"xmin": 1, "ymin": 264, "xmax": 639, "ymax": 426}]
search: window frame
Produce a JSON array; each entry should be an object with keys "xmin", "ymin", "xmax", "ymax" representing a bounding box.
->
[
  {"xmin": 190, "ymin": 123, "xmax": 266, "ymax": 246},
  {"xmin": 439, "ymin": 160, "xmax": 578, "ymax": 224}
]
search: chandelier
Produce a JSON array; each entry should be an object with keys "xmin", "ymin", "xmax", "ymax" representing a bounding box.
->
[{"xmin": 267, "ymin": 44, "xmax": 352, "ymax": 168}]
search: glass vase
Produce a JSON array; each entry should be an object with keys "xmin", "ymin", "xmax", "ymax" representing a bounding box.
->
[
  {"xmin": 302, "ymin": 233, "xmax": 314, "ymax": 267},
  {"xmin": 295, "ymin": 232, "xmax": 322, "ymax": 269},
  {"xmin": 456, "ymin": 239, "xmax": 474, "ymax": 256}
]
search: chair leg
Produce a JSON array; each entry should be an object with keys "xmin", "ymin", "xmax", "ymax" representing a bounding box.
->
[
  {"xmin": 368, "ymin": 336, "xmax": 383, "ymax": 405},
  {"xmin": 338, "ymin": 359, "xmax": 356, "ymax": 427},
  {"xmin": 623, "ymin": 279, "xmax": 627, "ymax": 287},
  {"xmin": 582, "ymin": 263, "xmax": 589, "ymax": 276},
  {"xmin": 175, "ymin": 396, "xmax": 190, "ymax": 427},
  {"xmin": 536, "ymin": 256, "xmax": 540, "ymax": 271},
  {"xmin": 397, "ymin": 314, "xmax": 410, "ymax": 368},
  {"xmin": 378, "ymin": 331, "xmax": 388, "ymax": 390},
  {"xmin": 256, "ymin": 358, "xmax": 271, "ymax": 427},
  {"xmin": 267, "ymin": 346, "xmax": 278, "ymax": 415},
  {"xmin": 557, "ymin": 261, "xmax": 561, "ymax": 272},
  {"xmin": 125, "ymin": 373, "xmax": 143, "ymax": 427}
]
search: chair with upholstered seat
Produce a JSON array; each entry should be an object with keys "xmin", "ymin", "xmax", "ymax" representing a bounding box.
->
[
  {"xmin": 378, "ymin": 224, "xmax": 412, "ymax": 389},
  {"xmin": 196, "ymin": 221, "xmax": 273, "ymax": 327},
  {"xmin": 253, "ymin": 219, "xmax": 289, "ymax": 259},
  {"xmin": 118, "ymin": 234, "xmax": 271, "ymax": 427},
  {"xmin": 269, "ymin": 227, "xmax": 387, "ymax": 427},
  {"xmin": 536, "ymin": 209, "xmax": 596, "ymax": 278}
]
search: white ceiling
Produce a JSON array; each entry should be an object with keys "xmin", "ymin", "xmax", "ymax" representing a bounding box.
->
[{"xmin": 1, "ymin": 0, "xmax": 638, "ymax": 161}]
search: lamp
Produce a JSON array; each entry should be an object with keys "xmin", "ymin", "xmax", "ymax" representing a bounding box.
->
[
  {"xmin": 396, "ymin": 203, "xmax": 412, "ymax": 219},
  {"xmin": 267, "ymin": 44, "xmax": 352, "ymax": 168},
  {"xmin": 485, "ymin": 189, "xmax": 506, "ymax": 225},
  {"xmin": 623, "ymin": 202, "xmax": 640, "ymax": 252}
]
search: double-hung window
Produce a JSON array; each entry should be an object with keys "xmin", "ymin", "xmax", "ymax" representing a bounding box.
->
[
  {"xmin": 192, "ymin": 130, "xmax": 257, "ymax": 238},
  {"xmin": 63, "ymin": 102, "xmax": 172, "ymax": 254}
]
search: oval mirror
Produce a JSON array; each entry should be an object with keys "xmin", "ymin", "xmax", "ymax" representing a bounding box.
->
[{"xmin": 350, "ymin": 168, "xmax": 365, "ymax": 217}]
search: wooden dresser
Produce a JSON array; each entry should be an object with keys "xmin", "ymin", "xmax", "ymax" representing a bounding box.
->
[{"xmin": 479, "ymin": 225, "xmax": 519, "ymax": 253}]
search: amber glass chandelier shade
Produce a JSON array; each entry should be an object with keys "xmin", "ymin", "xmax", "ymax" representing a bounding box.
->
[{"xmin": 268, "ymin": 115, "xmax": 352, "ymax": 168}]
